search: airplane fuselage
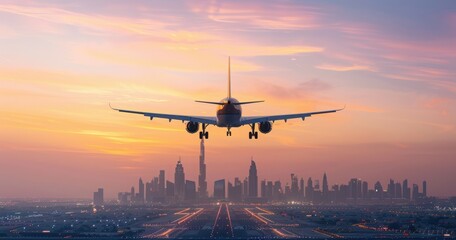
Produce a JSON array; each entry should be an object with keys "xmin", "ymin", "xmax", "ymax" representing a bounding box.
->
[{"xmin": 216, "ymin": 97, "xmax": 242, "ymax": 127}]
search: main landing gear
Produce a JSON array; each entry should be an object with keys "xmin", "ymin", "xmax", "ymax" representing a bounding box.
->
[
  {"xmin": 249, "ymin": 123, "xmax": 258, "ymax": 139},
  {"xmin": 199, "ymin": 124, "xmax": 209, "ymax": 139}
]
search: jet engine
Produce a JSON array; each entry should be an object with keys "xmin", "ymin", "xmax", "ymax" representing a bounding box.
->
[
  {"xmin": 186, "ymin": 122, "xmax": 199, "ymax": 133},
  {"xmin": 259, "ymin": 121, "xmax": 272, "ymax": 134}
]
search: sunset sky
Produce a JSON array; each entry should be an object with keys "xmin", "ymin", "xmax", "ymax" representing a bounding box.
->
[{"xmin": 1, "ymin": 1, "xmax": 455, "ymax": 198}]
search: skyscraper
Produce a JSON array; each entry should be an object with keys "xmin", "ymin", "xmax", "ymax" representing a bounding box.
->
[
  {"xmin": 291, "ymin": 174, "xmax": 299, "ymax": 199},
  {"xmin": 174, "ymin": 159, "xmax": 185, "ymax": 200},
  {"xmin": 423, "ymin": 181, "xmax": 427, "ymax": 197},
  {"xmin": 306, "ymin": 177, "xmax": 313, "ymax": 201},
  {"xmin": 138, "ymin": 178, "xmax": 144, "ymax": 203},
  {"xmin": 93, "ymin": 188, "xmax": 104, "ymax": 206},
  {"xmin": 159, "ymin": 170, "xmax": 165, "ymax": 197},
  {"xmin": 403, "ymin": 179, "xmax": 410, "ymax": 200},
  {"xmin": 198, "ymin": 138, "xmax": 208, "ymax": 198},
  {"xmin": 214, "ymin": 179, "xmax": 226, "ymax": 199},
  {"xmin": 185, "ymin": 180, "xmax": 196, "ymax": 200},
  {"xmin": 166, "ymin": 180, "xmax": 175, "ymax": 198},
  {"xmin": 322, "ymin": 173, "xmax": 329, "ymax": 198},
  {"xmin": 248, "ymin": 159, "xmax": 258, "ymax": 197}
]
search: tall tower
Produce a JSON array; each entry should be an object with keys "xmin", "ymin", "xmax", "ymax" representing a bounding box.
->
[
  {"xmin": 322, "ymin": 172, "xmax": 329, "ymax": 196},
  {"xmin": 198, "ymin": 138, "xmax": 208, "ymax": 198},
  {"xmin": 174, "ymin": 159, "xmax": 185, "ymax": 200},
  {"xmin": 138, "ymin": 178, "xmax": 144, "ymax": 203},
  {"xmin": 422, "ymin": 180, "xmax": 427, "ymax": 197},
  {"xmin": 248, "ymin": 158, "xmax": 258, "ymax": 197},
  {"xmin": 159, "ymin": 170, "xmax": 165, "ymax": 197}
]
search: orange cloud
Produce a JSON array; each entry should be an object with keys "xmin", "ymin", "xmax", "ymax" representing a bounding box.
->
[{"xmin": 0, "ymin": 3, "xmax": 171, "ymax": 37}]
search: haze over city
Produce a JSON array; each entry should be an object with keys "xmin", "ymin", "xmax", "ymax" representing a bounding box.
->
[{"xmin": 1, "ymin": 0, "xmax": 456, "ymax": 199}]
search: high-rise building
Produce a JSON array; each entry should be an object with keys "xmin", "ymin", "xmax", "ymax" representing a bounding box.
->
[
  {"xmin": 423, "ymin": 181, "xmax": 427, "ymax": 197},
  {"xmin": 300, "ymin": 178, "xmax": 305, "ymax": 199},
  {"xmin": 306, "ymin": 177, "xmax": 313, "ymax": 201},
  {"xmin": 273, "ymin": 180, "xmax": 282, "ymax": 200},
  {"xmin": 214, "ymin": 179, "xmax": 226, "ymax": 199},
  {"xmin": 198, "ymin": 139, "xmax": 208, "ymax": 199},
  {"xmin": 412, "ymin": 184, "xmax": 419, "ymax": 200},
  {"xmin": 185, "ymin": 180, "xmax": 196, "ymax": 200},
  {"xmin": 261, "ymin": 180, "xmax": 267, "ymax": 198},
  {"xmin": 395, "ymin": 182, "xmax": 402, "ymax": 199},
  {"xmin": 349, "ymin": 178, "xmax": 359, "ymax": 200},
  {"xmin": 174, "ymin": 159, "xmax": 185, "ymax": 200},
  {"xmin": 243, "ymin": 177, "xmax": 249, "ymax": 198},
  {"xmin": 145, "ymin": 181, "xmax": 152, "ymax": 202},
  {"xmin": 322, "ymin": 173, "xmax": 329, "ymax": 198},
  {"xmin": 403, "ymin": 179, "xmax": 410, "ymax": 200},
  {"xmin": 291, "ymin": 174, "xmax": 299, "ymax": 199},
  {"xmin": 159, "ymin": 170, "xmax": 165, "ymax": 197},
  {"xmin": 374, "ymin": 181, "xmax": 383, "ymax": 199},
  {"xmin": 362, "ymin": 181, "xmax": 368, "ymax": 199},
  {"xmin": 93, "ymin": 188, "xmax": 104, "ymax": 206},
  {"xmin": 387, "ymin": 179, "xmax": 395, "ymax": 199},
  {"xmin": 138, "ymin": 178, "xmax": 144, "ymax": 203},
  {"xmin": 248, "ymin": 159, "xmax": 258, "ymax": 197},
  {"xmin": 166, "ymin": 181, "xmax": 175, "ymax": 198}
]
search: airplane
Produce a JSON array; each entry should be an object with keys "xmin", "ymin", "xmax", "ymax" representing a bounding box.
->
[{"xmin": 110, "ymin": 57, "xmax": 344, "ymax": 139}]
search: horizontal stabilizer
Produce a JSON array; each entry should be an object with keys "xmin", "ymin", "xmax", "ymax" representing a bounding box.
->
[
  {"xmin": 232, "ymin": 100, "xmax": 264, "ymax": 105},
  {"xmin": 195, "ymin": 100, "xmax": 224, "ymax": 105}
]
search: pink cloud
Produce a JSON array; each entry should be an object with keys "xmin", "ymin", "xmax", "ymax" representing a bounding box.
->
[
  {"xmin": 189, "ymin": 1, "xmax": 321, "ymax": 30},
  {"xmin": 315, "ymin": 64, "xmax": 374, "ymax": 72}
]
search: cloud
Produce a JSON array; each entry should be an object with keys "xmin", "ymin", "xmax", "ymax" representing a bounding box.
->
[
  {"xmin": 315, "ymin": 64, "xmax": 374, "ymax": 72},
  {"xmin": 189, "ymin": 1, "xmax": 321, "ymax": 30},
  {"xmin": 0, "ymin": 3, "xmax": 172, "ymax": 37}
]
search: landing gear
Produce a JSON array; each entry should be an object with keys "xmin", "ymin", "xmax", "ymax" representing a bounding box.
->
[
  {"xmin": 248, "ymin": 124, "xmax": 258, "ymax": 139},
  {"xmin": 199, "ymin": 124, "xmax": 209, "ymax": 139},
  {"xmin": 226, "ymin": 127, "xmax": 232, "ymax": 136}
]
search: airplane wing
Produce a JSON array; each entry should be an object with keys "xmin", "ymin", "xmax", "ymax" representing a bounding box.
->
[
  {"xmin": 110, "ymin": 104, "xmax": 217, "ymax": 125},
  {"xmin": 240, "ymin": 107, "xmax": 344, "ymax": 125}
]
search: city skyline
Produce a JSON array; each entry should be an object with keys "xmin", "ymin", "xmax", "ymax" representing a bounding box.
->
[
  {"xmin": 109, "ymin": 147, "xmax": 430, "ymax": 202},
  {"xmin": 1, "ymin": 1, "xmax": 456, "ymax": 198}
]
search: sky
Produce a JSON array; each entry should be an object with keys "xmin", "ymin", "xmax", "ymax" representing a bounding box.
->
[{"xmin": 0, "ymin": 0, "xmax": 455, "ymax": 198}]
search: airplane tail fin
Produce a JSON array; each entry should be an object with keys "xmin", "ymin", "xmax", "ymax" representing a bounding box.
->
[
  {"xmin": 228, "ymin": 56, "xmax": 231, "ymax": 98},
  {"xmin": 194, "ymin": 57, "xmax": 265, "ymax": 105}
]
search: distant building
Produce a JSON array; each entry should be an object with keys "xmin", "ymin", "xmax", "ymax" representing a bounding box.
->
[
  {"xmin": 322, "ymin": 173, "xmax": 329, "ymax": 200},
  {"xmin": 174, "ymin": 159, "xmax": 185, "ymax": 200},
  {"xmin": 306, "ymin": 177, "xmax": 313, "ymax": 201},
  {"xmin": 412, "ymin": 184, "xmax": 419, "ymax": 200},
  {"xmin": 214, "ymin": 179, "xmax": 226, "ymax": 199},
  {"xmin": 374, "ymin": 181, "xmax": 383, "ymax": 199},
  {"xmin": 185, "ymin": 180, "xmax": 196, "ymax": 200},
  {"xmin": 403, "ymin": 179, "xmax": 411, "ymax": 200},
  {"xmin": 159, "ymin": 170, "xmax": 165, "ymax": 197},
  {"xmin": 166, "ymin": 181, "xmax": 175, "ymax": 198},
  {"xmin": 291, "ymin": 174, "xmax": 299, "ymax": 200},
  {"xmin": 248, "ymin": 159, "xmax": 258, "ymax": 197},
  {"xmin": 138, "ymin": 178, "xmax": 144, "ymax": 203},
  {"xmin": 93, "ymin": 188, "xmax": 104, "ymax": 206},
  {"xmin": 423, "ymin": 181, "xmax": 427, "ymax": 197}
]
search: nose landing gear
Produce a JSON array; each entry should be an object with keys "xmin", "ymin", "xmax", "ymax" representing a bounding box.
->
[
  {"xmin": 226, "ymin": 127, "xmax": 232, "ymax": 136},
  {"xmin": 248, "ymin": 123, "xmax": 258, "ymax": 139}
]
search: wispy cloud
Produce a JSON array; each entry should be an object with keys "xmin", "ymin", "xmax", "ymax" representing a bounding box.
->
[
  {"xmin": 315, "ymin": 64, "xmax": 374, "ymax": 72},
  {"xmin": 189, "ymin": 1, "xmax": 321, "ymax": 30}
]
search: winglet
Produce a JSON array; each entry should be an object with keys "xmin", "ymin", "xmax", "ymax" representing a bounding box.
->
[{"xmin": 109, "ymin": 102, "xmax": 118, "ymax": 111}]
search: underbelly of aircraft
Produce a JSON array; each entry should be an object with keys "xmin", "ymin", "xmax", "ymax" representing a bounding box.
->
[{"xmin": 216, "ymin": 114, "xmax": 242, "ymax": 127}]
